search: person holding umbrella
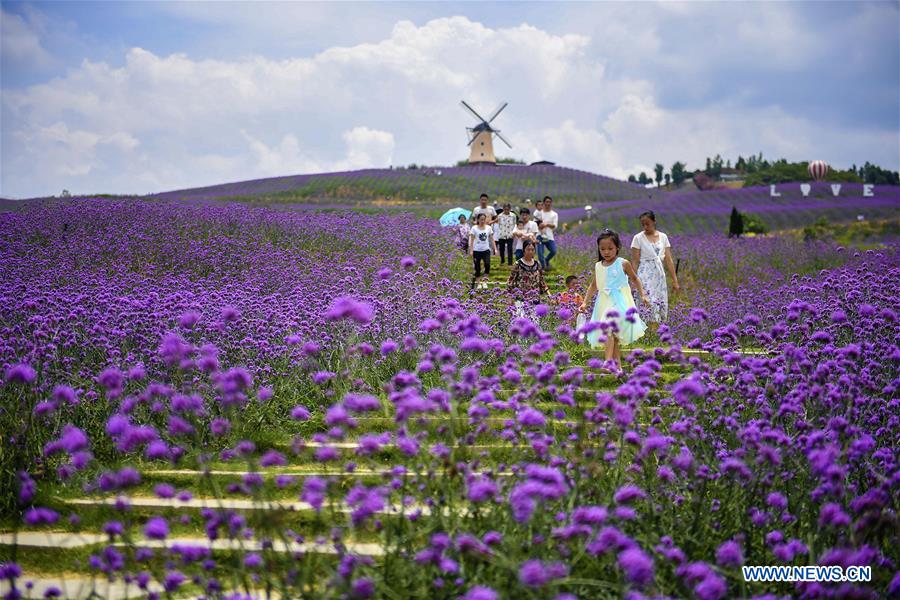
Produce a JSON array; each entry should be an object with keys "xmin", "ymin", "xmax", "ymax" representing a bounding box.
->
[{"xmin": 455, "ymin": 214, "xmax": 470, "ymax": 252}]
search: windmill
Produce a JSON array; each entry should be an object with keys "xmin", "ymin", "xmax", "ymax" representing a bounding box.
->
[{"xmin": 460, "ymin": 100, "xmax": 511, "ymax": 164}]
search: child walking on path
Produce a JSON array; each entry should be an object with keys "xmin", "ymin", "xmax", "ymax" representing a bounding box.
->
[{"xmin": 580, "ymin": 229, "xmax": 650, "ymax": 370}]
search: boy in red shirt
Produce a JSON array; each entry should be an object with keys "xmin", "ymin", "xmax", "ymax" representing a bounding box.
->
[{"xmin": 558, "ymin": 275, "xmax": 584, "ymax": 321}]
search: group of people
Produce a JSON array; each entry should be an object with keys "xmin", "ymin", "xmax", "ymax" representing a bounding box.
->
[
  {"xmin": 457, "ymin": 198, "xmax": 680, "ymax": 370},
  {"xmin": 456, "ymin": 193, "xmax": 559, "ymax": 284}
]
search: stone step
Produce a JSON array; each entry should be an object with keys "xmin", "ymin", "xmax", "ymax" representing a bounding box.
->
[
  {"xmin": 0, "ymin": 531, "xmax": 108, "ymax": 548},
  {"xmin": 61, "ymin": 496, "xmax": 442, "ymax": 518},
  {"xmin": 0, "ymin": 574, "xmax": 160, "ymax": 600},
  {"xmin": 147, "ymin": 468, "xmax": 514, "ymax": 479},
  {"xmin": 0, "ymin": 531, "xmax": 385, "ymax": 557}
]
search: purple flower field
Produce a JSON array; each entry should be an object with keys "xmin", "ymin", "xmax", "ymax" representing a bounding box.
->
[
  {"xmin": 1, "ymin": 197, "xmax": 898, "ymax": 599},
  {"xmin": 585, "ymin": 183, "xmax": 900, "ymax": 235}
]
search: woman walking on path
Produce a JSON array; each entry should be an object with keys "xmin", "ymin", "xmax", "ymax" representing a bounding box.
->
[
  {"xmin": 497, "ymin": 203, "xmax": 517, "ymax": 266},
  {"xmin": 629, "ymin": 210, "xmax": 680, "ymax": 330},
  {"xmin": 507, "ymin": 240, "xmax": 548, "ymax": 320},
  {"xmin": 580, "ymin": 229, "xmax": 650, "ymax": 371},
  {"xmin": 469, "ymin": 212, "xmax": 498, "ymax": 288}
]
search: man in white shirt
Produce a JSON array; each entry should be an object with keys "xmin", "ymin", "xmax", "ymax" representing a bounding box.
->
[
  {"xmin": 472, "ymin": 193, "xmax": 497, "ymax": 225},
  {"xmin": 536, "ymin": 196, "xmax": 559, "ymax": 269},
  {"xmin": 496, "ymin": 203, "xmax": 517, "ymax": 266}
]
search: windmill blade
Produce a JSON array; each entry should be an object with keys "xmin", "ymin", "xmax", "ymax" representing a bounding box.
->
[
  {"xmin": 460, "ymin": 100, "xmax": 488, "ymax": 123},
  {"xmin": 487, "ymin": 101, "xmax": 508, "ymax": 123},
  {"xmin": 494, "ymin": 130, "xmax": 513, "ymax": 149}
]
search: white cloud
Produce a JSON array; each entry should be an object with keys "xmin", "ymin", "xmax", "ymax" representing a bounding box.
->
[
  {"xmin": 1, "ymin": 8, "xmax": 55, "ymax": 69},
  {"xmin": 342, "ymin": 127, "xmax": 395, "ymax": 170},
  {"xmin": 1, "ymin": 11, "xmax": 897, "ymax": 198},
  {"xmin": 14, "ymin": 121, "xmax": 138, "ymax": 177},
  {"xmin": 240, "ymin": 126, "xmax": 394, "ymax": 177}
]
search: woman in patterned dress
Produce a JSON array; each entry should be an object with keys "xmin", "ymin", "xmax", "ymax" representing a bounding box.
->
[
  {"xmin": 629, "ymin": 211, "xmax": 680, "ymax": 332},
  {"xmin": 507, "ymin": 240, "xmax": 548, "ymax": 320}
]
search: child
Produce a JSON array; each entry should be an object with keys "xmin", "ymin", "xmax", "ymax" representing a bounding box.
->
[
  {"xmin": 580, "ymin": 229, "xmax": 650, "ymax": 370},
  {"xmin": 558, "ymin": 275, "xmax": 583, "ymax": 307},
  {"xmin": 558, "ymin": 275, "xmax": 588, "ymax": 338},
  {"xmin": 469, "ymin": 212, "xmax": 498, "ymax": 289},
  {"xmin": 513, "ymin": 209, "xmax": 540, "ymax": 260},
  {"xmin": 511, "ymin": 219, "xmax": 528, "ymax": 260}
]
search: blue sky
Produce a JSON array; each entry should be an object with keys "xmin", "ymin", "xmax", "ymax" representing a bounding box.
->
[{"xmin": 2, "ymin": 1, "xmax": 898, "ymax": 198}]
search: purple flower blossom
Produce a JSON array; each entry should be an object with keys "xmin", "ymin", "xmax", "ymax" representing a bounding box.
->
[
  {"xmin": 518, "ymin": 559, "xmax": 567, "ymax": 588},
  {"xmin": 290, "ymin": 405, "xmax": 311, "ymax": 420},
  {"xmin": 715, "ymin": 540, "xmax": 743, "ymax": 568},
  {"xmin": 614, "ymin": 485, "xmax": 646, "ymax": 504},
  {"xmin": 459, "ymin": 586, "xmax": 498, "ymax": 600},
  {"xmin": 4, "ymin": 363, "xmax": 36, "ymax": 384},
  {"xmin": 819, "ymin": 503, "xmax": 851, "ymax": 528},
  {"xmin": 467, "ymin": 478, "xmax": 498, "ymax": 503},
  {"xmin": 618, "ymin": 547, "xmax": 654, "ymax": 587},
  {"xmin": 260, "ymin": 450, "xmax": 287, "ymax": 467},
  {"xmin": 344, "ymin": 393, "xmax": 381, "ymax": 413},
  {"xmin": 144, "ymin": 516, "xmax": 168, "ymax": 540},
  {"xmin": 301, "ymin": 477, "xmax": 327, "ymax": 512},
  {"xmin": 325, "ymin": 296, "xmax": 374, "ymax": 324},
  {"xmin": 24, "ymin": 507, "xmax": 59, "ymax": 526}
]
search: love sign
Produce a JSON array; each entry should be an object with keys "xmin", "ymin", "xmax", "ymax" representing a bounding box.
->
[{"xmin": 770, "ymin": 184, "xmax": 875, "ymax": 197}]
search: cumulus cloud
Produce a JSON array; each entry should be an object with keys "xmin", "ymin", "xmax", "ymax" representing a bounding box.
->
[
  {"xmin": 1, "ymin": 8, "xmax": 55, "ymax": 69},
  {"xmin": 240, "ymin": 126, "xmax": 394, "ymax": 177},
  {"xmin": 1, "ymin": 10, "xmax": 897, "ymax": 198}
]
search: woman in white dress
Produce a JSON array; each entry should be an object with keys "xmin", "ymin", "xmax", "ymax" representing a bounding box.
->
[{"xmin": 630, "ymin": 211, "xmax": 680, "ymax": 330}]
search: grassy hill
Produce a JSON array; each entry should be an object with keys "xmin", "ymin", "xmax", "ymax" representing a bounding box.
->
[{"xmin": 150, "ymin": 164, "xmax": 647, "ymax": 207}]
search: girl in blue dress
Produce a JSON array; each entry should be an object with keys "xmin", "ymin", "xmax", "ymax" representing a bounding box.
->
[{"xmin": 579, "ymin": 229, "xmax": 650, "ymax": 370}]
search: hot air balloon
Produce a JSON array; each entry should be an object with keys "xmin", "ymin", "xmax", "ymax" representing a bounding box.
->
[{"xmin": 808, "ymin": 160, "xmax": 829, "ymax": 182}]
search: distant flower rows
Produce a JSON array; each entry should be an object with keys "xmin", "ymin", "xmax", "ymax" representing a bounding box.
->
[{"xmin": 149, "ymin": 164, "xmax": 647, "ymax": 205}]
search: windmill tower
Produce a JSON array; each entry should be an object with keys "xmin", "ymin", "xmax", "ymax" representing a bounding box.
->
[{"xmin": 461, "ymin": 100, "xmax": 512, "ymax": 164}]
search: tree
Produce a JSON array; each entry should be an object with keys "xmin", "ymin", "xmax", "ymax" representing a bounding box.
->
[
  {"xmin": 743, "ymin": 213, "xmax": 768, "ymax": 234},
  {"xmin": 728, "ymin": 206, "xmax": 744, "ymax": 238},
  {"xmin": 664, "ymin": 173, "xmax": 671, "ymax": 186},
  {"xmin": 859, "ymin": 161, "xmax": 900, "ymax": 185},
  {"xmin": 654, "ymin": 164, "xmax": 664, "ymax": 187},
  {"xmin": 711, "ymin": 154, "xmax": 723, "ymax": 179},
  {"xmin": 736, "ymin": 156, "xmax": 746, "ymax": 172},
  {"xmin": 671, "ymin": 162, "xmax": 687, "ymax": 186},
  {"xmin": 638, "ymin": 172, "xmax": 650, "ymax": 185},
  {"xmin": 705, "ymin": 157, "xmax": 712, "ymax": 174},
  {"xmin": 628, "ymin": 174, "xmax": 638, "ymax": 183}
]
